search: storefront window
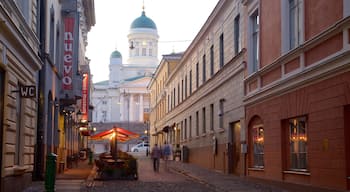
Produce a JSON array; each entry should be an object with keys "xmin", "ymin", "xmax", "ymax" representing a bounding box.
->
[
  {"xmin": 289, "ymin": 116, "xmax": 307, "ymax": 170},
  {"xmin": 252, "ymin": 125, "xmax": 264, "ymax": 168}
]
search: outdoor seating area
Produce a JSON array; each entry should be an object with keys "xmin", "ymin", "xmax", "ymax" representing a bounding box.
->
[
  {"xmin": 95, "ymin": 151, "xmax": 138, "ymax": 180},
  {"xmin": 91, "ymin": 126, "xmax": 139, "ymax": 180}
]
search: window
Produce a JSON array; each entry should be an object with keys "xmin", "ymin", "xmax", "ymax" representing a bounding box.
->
[
  {"xmin": 185, "ymin": 75, "xmax": 188, "ymax": 98},
  {"xmin": 202, "ymin": 54, "xmax": 206, "ymax": 82},
  {"xmin": 196, "ymin": 62, "xmax": 199, "ymax": 88},
  {"xmin": 252, "ymin": 125, "xmax": 264, "ymax": 168},
  {"xmin": 49, "ymin": 10, "xmax": 55, "ymax": 61},
  {"xmin": 142, "ymin": 48, "xmax": 147, "ymax": 56},
  {"xmin": 15, "ymin": 0, "xmax": 30, "ymax": 23},
  {"xmin": 234, "ymin": 14, "xmax": 240, "ymax": 55},
  {"xmin": 180, "ymin": 121, "xmax": 183, "ymax": 141},
  {"xmin": 210, "ymin": 104, "xmax": 214, "ymax": 131},
  {"xmin": 219, "ymin": 99, "xmax": 224, "ymax": 128},
  {"xmin": 202, "ymin": 107, "xmax": 206, "ymax": 134},
  {"xmin": 184, "ymin": 118, "xmax": 187, "ymax": 139},
  {"xmin": 219, "ymin": 33, "xmax": 224, "ymax": 68},
  {"xmin": 149, "ymin": 48, "xmax": 153, "ymax": 56},
  {"xmin": 102, "ymin": 111, "xmax": 107, "ymax": 121},
  {"xmin": 288, "ymin": 116, "xmax": 307, "ymax": 170},
  {"xmin": 177, "ymin": 83, "xmax": 180, "ymax": 104},
  {"xmin": 189, "ymin": 116, "xmax": 192, "ymax": 138},
  {"xmin": 168, "ymin": 94, "xmax": 170, "ymax": 112},
  {"xmin": 210, "ymin": 45, "xmax": 214, "ymax": 77},
  {"xmin": 196, "ymin": 111, "xmax": 199, "ymax": 136},
  {"xmin": 189, "ymin": 70, "xmax": 192, "ymax": 94},
  {"xmin": 288, "ymin": 0, "xmax": 301, "ymax": 50},
  {"xmin": 173, "ymin": 88, "xmax": 176, "ymax": 107},
  {"xmin": 181, "ymin": 79, "xmax": 184, "ymax": 101},
  {"xmin": 135, "ymin": 48, "xmax": 139, "ymax": 56},
  {"xmin": 249, "ymin": 10, "xmax": 259, "ymax": 74}
]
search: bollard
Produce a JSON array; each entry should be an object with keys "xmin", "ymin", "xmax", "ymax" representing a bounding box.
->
[
  {"xmin": 45, "ymin": 153, "xmax": 57, "ymax": 192},
  {"xmin": 88, "ymin": 150, "xmax": 93, "ymax": 165}
]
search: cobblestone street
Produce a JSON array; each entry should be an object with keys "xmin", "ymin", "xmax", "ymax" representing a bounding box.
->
[{"xmin": 90, "ymin": 154, "xmax": 216, "ymax": 192}]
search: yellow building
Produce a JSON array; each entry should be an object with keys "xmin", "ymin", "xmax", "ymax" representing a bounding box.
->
[{"xmin": 149, "ymin": 0, "xmax": 246, "ymax": 174}]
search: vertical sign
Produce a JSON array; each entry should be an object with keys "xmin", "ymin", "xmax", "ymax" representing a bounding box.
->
[
  {"xmin": 62, "ymin": 17, "xmax": 74, "ymax": 90},
  {"xmin": 81, "ymin": 74, "xmax": 89, "ymax": 121}
]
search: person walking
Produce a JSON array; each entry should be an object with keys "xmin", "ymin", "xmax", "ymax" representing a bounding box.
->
[
  {"xmin": 163, "ymin": 142, "xmax": 171, "ymax": 171},
  {"xmin": 151, "ymin": 144, "xmax": 161, "ymax": 172}
]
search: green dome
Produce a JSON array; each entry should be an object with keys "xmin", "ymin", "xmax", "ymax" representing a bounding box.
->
[
  {"xmin": 110, "ymin": 50, "xmax": 122, "ymax": 58},
  {"xmin": 130, "ymin": 11, "xmax": 157, "ymax": 29}
]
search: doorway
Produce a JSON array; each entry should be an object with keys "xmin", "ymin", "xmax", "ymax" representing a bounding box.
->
[
  {"xmin": 345, "ymin": 105, "xmax": 350, "ymax": 189},
  {"xmin": 228, "ymin": 121, "xmax": 241, "ymax": 175},
  {"xmin": 0, "ymin": 70, "xmax": 4, "ymax": 189}
]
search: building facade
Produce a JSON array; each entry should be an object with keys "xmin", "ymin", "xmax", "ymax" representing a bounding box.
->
[
  {"xmin": 91, "ymin": 7, "xmax": 158, "ymax": 125},
  {"xmin": 0, "ymin": 0, "xmax": 41, "ymax": 191},
  {"xmin": 244, "ymin": 0, "xmax": 350, "ymax": 190},
  {"xmin": 0, "ymin": 0, "xmax": 95, "ymax": 191},
  {"xmin": 149, "ymin": 0, "xmax": 246, "ymax": 175},
  {"xmin": 149, "ymin": 0, "xmax": 350, "ymax": 190}
]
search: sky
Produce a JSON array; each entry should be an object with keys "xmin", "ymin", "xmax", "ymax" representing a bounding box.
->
[{"xmin": 86, "ymin": 0, "xmax": 220, "ymax": 83}]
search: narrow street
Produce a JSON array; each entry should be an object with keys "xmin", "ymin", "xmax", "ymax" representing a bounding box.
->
[{"xmin": 90, "ymin": 153, "xmax": 216, "ymax": 192}]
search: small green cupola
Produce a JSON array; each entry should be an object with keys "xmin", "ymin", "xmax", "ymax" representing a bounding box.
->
[{"xmin": 110, "ymin": 50, "xmax": 122, "ymax": 59}]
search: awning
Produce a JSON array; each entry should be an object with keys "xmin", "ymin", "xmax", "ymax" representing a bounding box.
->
[
  {"xmin": 162, "ymin": 126, "xmax": 170, "ymax": 133},
  {"xmin": 90, "ymin": 127, "xmax": 139, "ymax": 142}
]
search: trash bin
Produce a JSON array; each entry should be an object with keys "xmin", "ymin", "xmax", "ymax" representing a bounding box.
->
[
  {"xmin": 45, "ymin": 153, "xmax": 57, "ymax": 192},
  {"xmin": 182, "ymin": 146, "xmax": 189, "ymax": 163}
]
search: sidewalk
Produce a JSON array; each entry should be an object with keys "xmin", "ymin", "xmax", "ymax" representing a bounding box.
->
[
  {"xmin": 23, "ymin": 159, "xmax": 94, "ymax": 192},
  {"xmin": 167, "ymin": 160, "xmax": 346, "ymax": 192}
]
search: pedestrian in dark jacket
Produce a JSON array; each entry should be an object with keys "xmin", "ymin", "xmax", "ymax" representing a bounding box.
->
[{"xmin": 151, "ymin": 144, "xmax": 161, "ymax": 172}]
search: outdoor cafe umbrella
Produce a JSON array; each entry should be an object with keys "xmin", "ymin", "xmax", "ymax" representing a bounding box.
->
[{"xmin": 90, "ymin": 127, "xmax": 139, "ymax": 158}]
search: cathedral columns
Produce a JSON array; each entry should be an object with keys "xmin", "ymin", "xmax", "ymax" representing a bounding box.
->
[
  {"xmin": 139, "ymin": 94, "xmax": 144, "ymax": 122},
  {"xmin": 129, "ymin": 94, "xmax": 134, "ymax": 121},
  {"xmin": 120, "ymin": 95, "xmax": 125, "ymax": 121}
]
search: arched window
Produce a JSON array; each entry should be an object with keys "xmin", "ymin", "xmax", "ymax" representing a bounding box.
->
[{"xmin": 248, "ymin": 116, "xmax": 264, "ymax": 168}]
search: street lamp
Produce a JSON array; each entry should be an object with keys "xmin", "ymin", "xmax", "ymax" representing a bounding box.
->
[{"xmin": 144, "ymin": 121, "xmax": 150, "ymax": 156}]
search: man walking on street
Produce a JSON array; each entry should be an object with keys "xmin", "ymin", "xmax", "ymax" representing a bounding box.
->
[
  {"xmin": 163, "ymin": 142, "xmax": 171, "ymax": 171},
  {"xmin": 151, "ymin": 144, "xmax": 161, "ymax": 172}
]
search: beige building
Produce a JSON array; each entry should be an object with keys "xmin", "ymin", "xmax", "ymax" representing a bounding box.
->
[
  {"xmin": 0, "ymin": 1, "xmax": 41, "ymax": 191},
  {"xmin": 149, "ymin": 0, "xmax": 246, "ymax": 174}
]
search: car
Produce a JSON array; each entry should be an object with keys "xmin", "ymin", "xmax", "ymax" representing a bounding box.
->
[{"xmin": 131, "ymin": 142, "xmax": 149, "ymax": 152}]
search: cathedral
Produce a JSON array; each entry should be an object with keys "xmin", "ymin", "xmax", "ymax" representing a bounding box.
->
[{"xmin": 91, "ymin": 7, "xmax": 158, "ymax": 124}]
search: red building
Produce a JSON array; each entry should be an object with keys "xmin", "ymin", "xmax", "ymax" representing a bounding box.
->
[{"xmin": 244, "ymin": 0, "xmax": 350, "ymax": 190}]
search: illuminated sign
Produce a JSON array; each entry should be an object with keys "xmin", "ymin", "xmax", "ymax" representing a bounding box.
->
[
  {"xmin": 81, "ymin": 74, "xmax": 89, "ymax": 121},
  {"xmin": 62, "ymin": 17, "xmax": 74, "ymax": 90}
]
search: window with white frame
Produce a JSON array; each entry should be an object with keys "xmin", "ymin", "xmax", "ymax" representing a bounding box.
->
[
  {"xmin": 288, "ymin": 116, "xmax": 307, "ymax": 171},
  {"xmin": 249, "ymin": 10, "xmax": 259, "ymax": 74},
  {"xmin": 288, "ymin": 0, "xmax": 302, "ymax": 50},
  {"xmin": 282, "ymin": 0, "xmax": 303, "ymax": 53},
  {"xmin": 15, "ymin": 0, "xmax": 31, "ymax": 23}
]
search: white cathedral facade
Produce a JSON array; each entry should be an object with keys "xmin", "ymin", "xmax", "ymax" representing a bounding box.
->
[{"xmin": 92, "ymin": 9, "xmax": 158, "ymax": 123}]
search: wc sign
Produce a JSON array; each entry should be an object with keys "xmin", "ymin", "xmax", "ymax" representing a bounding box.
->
[{"xmin": 20, "ymin": 85, "xmax": 36, "ymax": 98}]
